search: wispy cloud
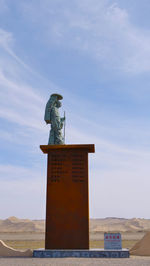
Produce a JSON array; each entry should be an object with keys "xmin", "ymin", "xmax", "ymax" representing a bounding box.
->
[
  {"xmin": 0, "ymin": 28, "xmax": 44, "ymax": 127},
  {"xmin": 20, "ymin": 0, "xmax": 150, "ymax": 74},
  {"xmin": 0, "ymin": 28, "xmax": 13, "ymax": 50},
  {"xmin": 0, "ymin": 164, "xmax": 46, "ymax": 219}
]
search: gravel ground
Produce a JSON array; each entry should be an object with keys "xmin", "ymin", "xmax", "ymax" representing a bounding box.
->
[{"xmin": 0, "ymin": 257, "xmax": 150, "ymax": 266}]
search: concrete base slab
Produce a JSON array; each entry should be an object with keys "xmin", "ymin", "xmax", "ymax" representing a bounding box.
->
[{"xmin": 33, "ymin": 249, "xmax": 129, "ymax": 258}]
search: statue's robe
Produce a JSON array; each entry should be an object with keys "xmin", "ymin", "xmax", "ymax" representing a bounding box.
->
[
  {"xmin": 48, "ymin": 107, "xmax": 63, "ymax": 144},
  {"xmin": 44, "ymin": 99, "xmax": 51, "ymax": 124}
]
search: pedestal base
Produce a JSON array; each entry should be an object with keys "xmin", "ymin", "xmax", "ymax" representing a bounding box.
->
[
  {"xmin": 33, "ymin": 249, "xmax": 129, "ymax": 258},
  {"xmin": 40, "ymin": 144, "xmax": 95, "ymax": 249}
]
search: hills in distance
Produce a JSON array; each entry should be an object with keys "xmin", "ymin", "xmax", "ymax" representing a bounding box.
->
[
  {"xmin": 1, "ymin": 217, "xmax": 150, "ymax": 233},
  {"xmin": 90, "ymin": 218, "xmax": 150, "ymax": 233},
  {"xmin": 0, "ymin": 217, "xmax": 45, "ymax": 232}
]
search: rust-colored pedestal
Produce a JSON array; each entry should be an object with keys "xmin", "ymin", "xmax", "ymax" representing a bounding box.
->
[{"xmin": 40, "ymin": 144, "xmax": 95, "ymax": 250}]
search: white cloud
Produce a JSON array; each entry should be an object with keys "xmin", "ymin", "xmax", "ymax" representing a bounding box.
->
[
  {"xmin": 0, "ymin": 164, "xmax": 42, "ymax": 180},
  {"xmin": 90, "ymin": 167, "xmax": 150, "ymax": 218},
  {"xmin": 20, "ymin": 0, "xmax": 150, "ymax": 74},
  {"xmin": 0, "ymin": 71, "xmax": 44, "ymax": 130},
  {"xmin": 0, "ymin": 28, "xmax": 44, "ymax": 127},
  {"xmin": 0, "ymin": 28, "xmax": 48, "ymax": 155},
  {"xmin": 0, "ymin": 28, "xmax": 13, "ymax": 49},
  {"xmin": 0, "ymin": 164, "xmax": 46, "ymax": 219}
]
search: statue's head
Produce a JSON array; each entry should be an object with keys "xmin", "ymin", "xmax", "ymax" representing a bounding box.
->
[
  {"xmin": 45, "ymin": 93, "xmax": 63, "ymax": 124},
  {"xmin": 50, "ymin": 93, "xmax": 63, "ymax": 109},
  {"xmin": 50, "ymin": 93, "xmax": 63, "ymax": 101},
  {"xmin": 56, "ymin": 100, "xmax": 62, "ymax": 108}
]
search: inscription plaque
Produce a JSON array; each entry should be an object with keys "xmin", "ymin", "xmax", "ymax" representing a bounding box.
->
[{"xmin": 104, "ymin": 233, "xmax": 122, "ymax": 250}]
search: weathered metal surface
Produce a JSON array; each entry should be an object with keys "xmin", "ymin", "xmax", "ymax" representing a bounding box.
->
[
  {"xmin": 43, "ymin": 145, "xmax": 94, "ymax": 249},
  {"xmin": 33, "ymin": 249, "xmax": 130, "ymax": 258},
  {"xmin": 40, "ymin": 144, "xmax": 95, "ymax": 153}
]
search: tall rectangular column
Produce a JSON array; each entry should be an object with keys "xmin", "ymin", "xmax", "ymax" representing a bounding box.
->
[{"xmin": 40, "ymin": 144, "xmax": 95, "ymax": 250}]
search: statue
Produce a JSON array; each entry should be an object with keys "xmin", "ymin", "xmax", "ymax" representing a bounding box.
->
[{"xmin": 44, "ymin": 93, "xmax": 65, "ymax": 145}]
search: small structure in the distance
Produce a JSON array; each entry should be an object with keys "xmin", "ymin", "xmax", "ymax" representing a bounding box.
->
[{"xmin": 44, "ymin": 93, "xmax": 65, "ymax": 145}]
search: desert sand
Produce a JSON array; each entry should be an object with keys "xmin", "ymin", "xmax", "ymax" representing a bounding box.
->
[
  {"xmin": 130, "ymin": 232, "xmax": 150, "ymax": 256},
  {"xmin": 1, "ymin": 257, "xmax": 150, "ymax": 266},
  {"xmin": 0, "ymin": 240, "xmax": 32, "ymax": 257}
]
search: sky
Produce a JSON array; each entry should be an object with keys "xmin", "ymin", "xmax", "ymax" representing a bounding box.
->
[{"xmin": 0, "ymin": 0, "xmax": 150, "ymax": 219}]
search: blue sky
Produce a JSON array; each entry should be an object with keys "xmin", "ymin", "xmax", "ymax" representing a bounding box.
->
[{"xmin": 0, "ymin": 0, "xmax": 150, "ymax": 219}]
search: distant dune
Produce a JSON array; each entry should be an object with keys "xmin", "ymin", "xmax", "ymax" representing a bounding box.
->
[
  {"xmin": 0, "ymin": 217, "xmax": 45, "ymax": 232},
  {"xmin": 90, "ymin": 218, "xmax": 150, "ymax": 233},
  {"xmin": 1, "ymin": 217, "xmax": 150, "ymax": 233}
]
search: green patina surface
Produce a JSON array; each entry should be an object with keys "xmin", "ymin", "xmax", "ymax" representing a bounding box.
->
[{"xmin": 44, "ymin": 93, "xmax": 65, "ymax": 145}]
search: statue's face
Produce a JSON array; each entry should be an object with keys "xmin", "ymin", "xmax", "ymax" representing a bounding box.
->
[{"xmin": 56, "ymin": 100, "xmax": 62, "ymax": 108}]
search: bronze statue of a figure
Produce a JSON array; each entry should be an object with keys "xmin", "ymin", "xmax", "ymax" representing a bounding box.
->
[{"xmin": 44, "ymin": 93, "xmax": 65, "ymax": 145}]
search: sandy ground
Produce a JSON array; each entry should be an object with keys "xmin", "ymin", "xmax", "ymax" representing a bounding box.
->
[
  {"xmin": 0, "ymin": 232, "xmax": 145, "ymax": 241},
  {"xmin": 0, "ymin": 257, "xmax": 150, "ymax": 266}
]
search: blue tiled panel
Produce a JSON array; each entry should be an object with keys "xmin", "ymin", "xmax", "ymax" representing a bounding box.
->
[{"xmin": 33, "ymin": 249, "xmax": 129, "ymax": 258}]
